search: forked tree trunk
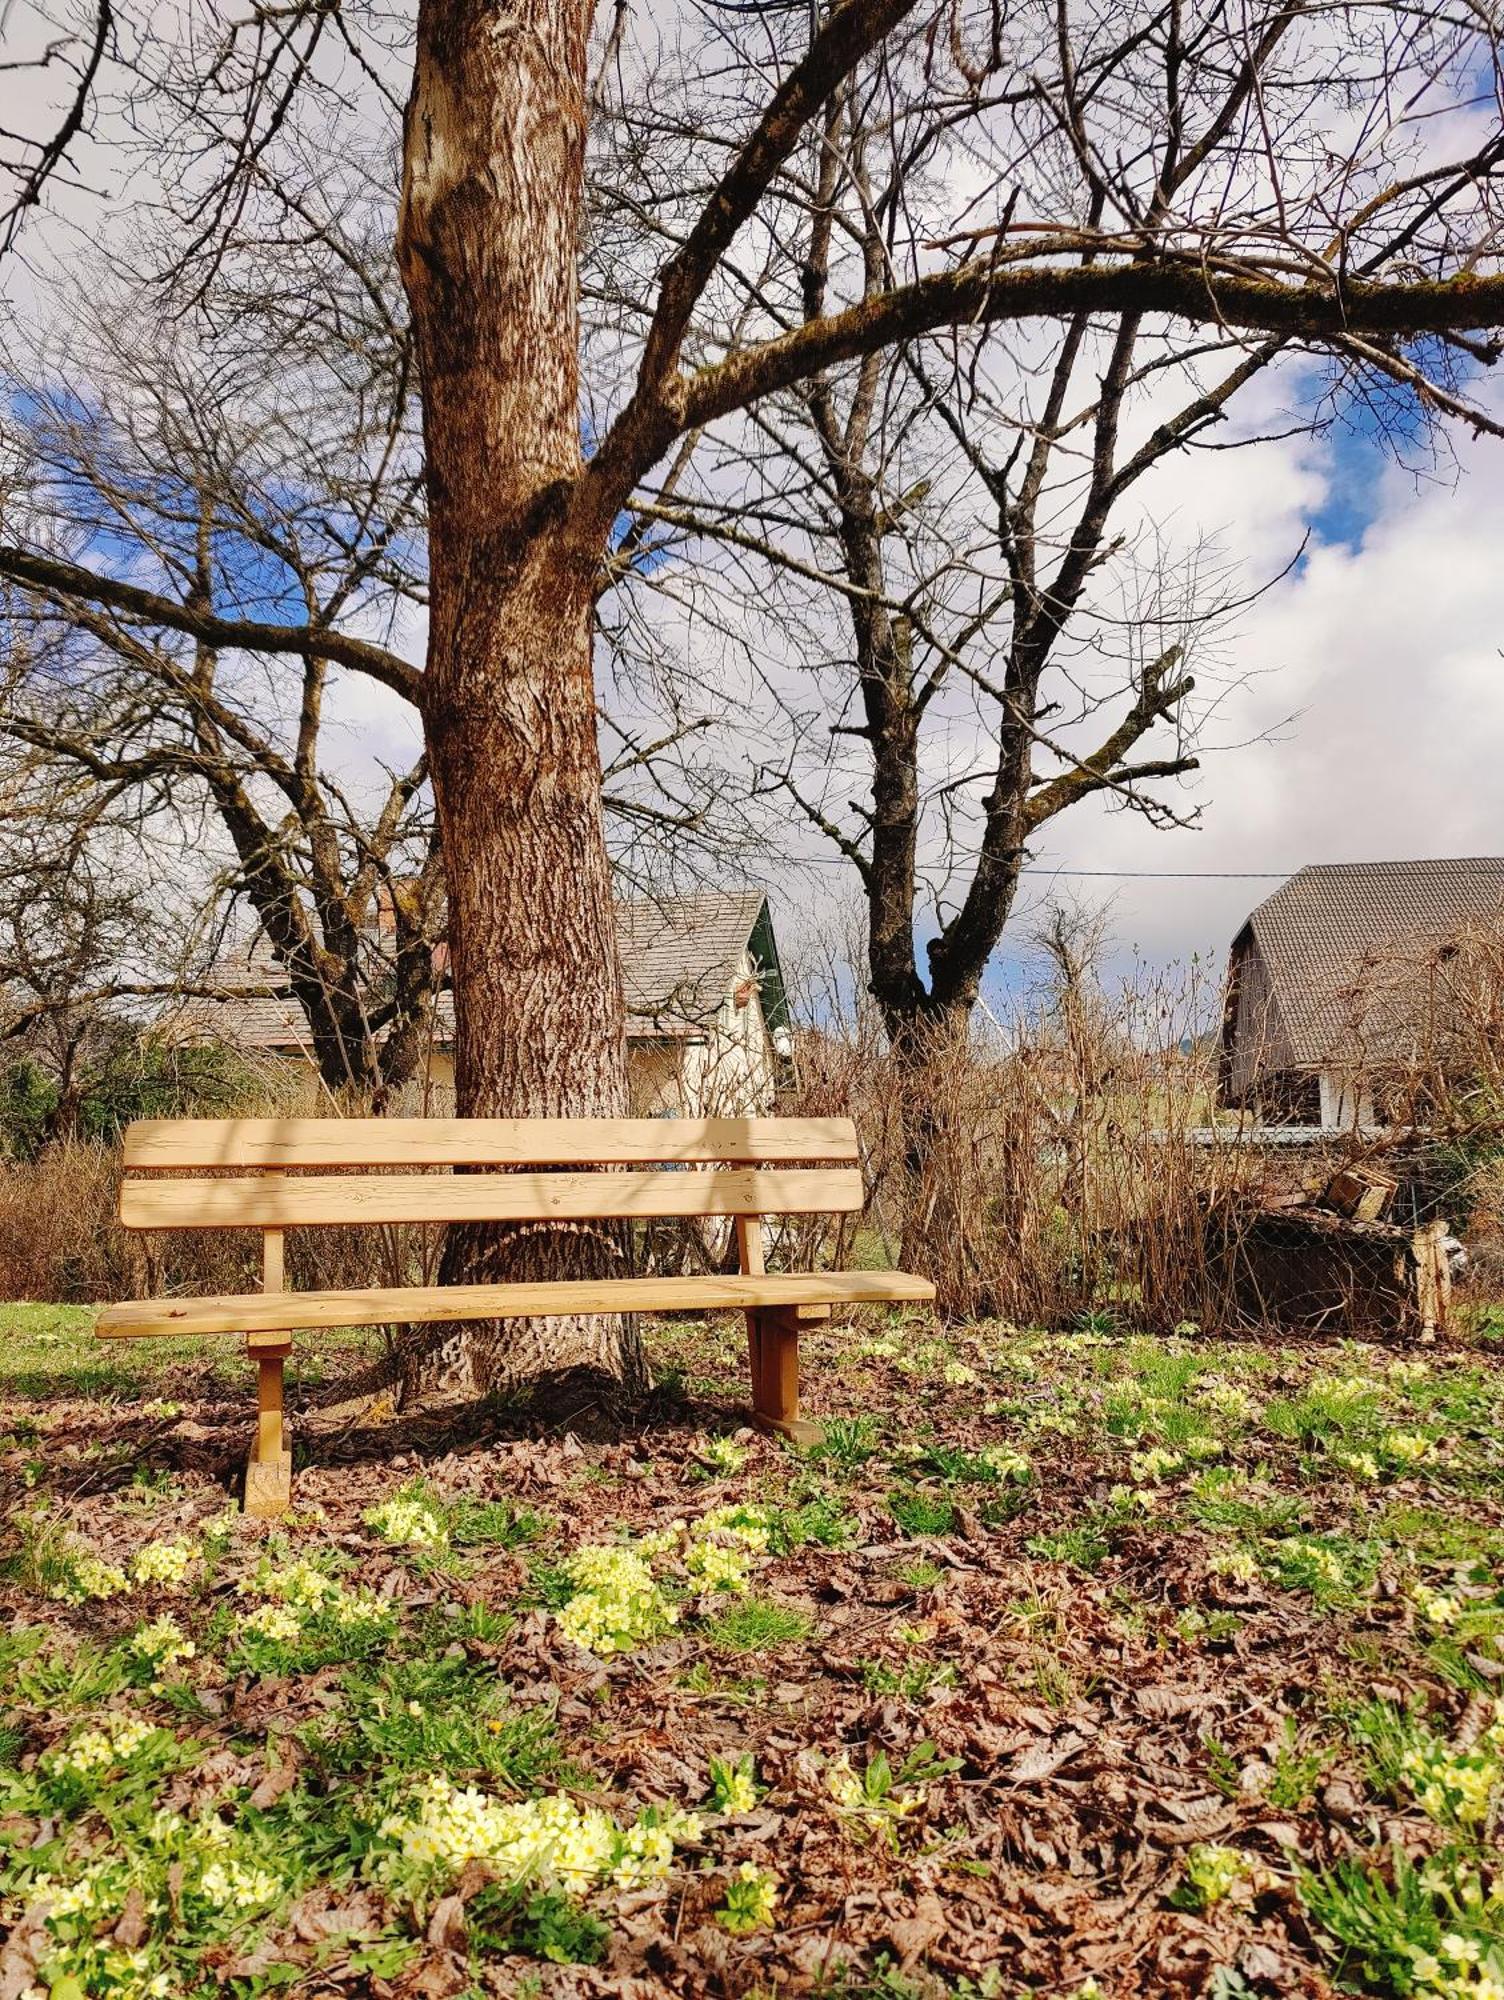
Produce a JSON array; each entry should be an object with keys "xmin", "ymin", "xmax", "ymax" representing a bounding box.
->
[{"xmin": 395, "ymin": 0, "xmax": 643, "ymax": 1402}]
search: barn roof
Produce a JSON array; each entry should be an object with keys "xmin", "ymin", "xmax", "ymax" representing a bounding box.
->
[
  {"xmin": 181, "ymin": 889, "xmax": 783, "ymax": 1055},
  {"xmin": 1227, "ymin": 857, "xmax": 1504, "ymax": 1077}
]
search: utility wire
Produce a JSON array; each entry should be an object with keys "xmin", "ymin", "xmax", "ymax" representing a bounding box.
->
[{"xmin": 1022, "ymin": 868, "xmax": 1286, "ymax": 879}]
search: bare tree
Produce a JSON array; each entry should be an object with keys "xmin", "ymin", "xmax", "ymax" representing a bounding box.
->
[
  {"xmin": 595, "ymin": 12, "xmax": 1501, "ymax": 1072},
  {"xmin": 0, "ymin": 0, "xmax": 113, "ymax": 257},
  {"xmin": 0, "ymin": 241, "xmax": 744, "ymax": 1103},
  {"xmin": 2, "ymin": 0, "xmax": 1503, "ymax": 1395},
  {"xmin": 0, "ymin": 271, "xmax": 448, "ymax": 1097}
]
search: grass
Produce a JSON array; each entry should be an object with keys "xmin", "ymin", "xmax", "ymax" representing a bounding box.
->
[
  {"xmin": 4, "ymin": 1300, "xmax": 1504, "ymax": 1995},
  {"xmin": 0, "ymin": 1300, "xmax": 380, "ymax": 1401},
  {"xmin": 702, "ymin": 1596, "xmax": 814, "ymax": 1653}
]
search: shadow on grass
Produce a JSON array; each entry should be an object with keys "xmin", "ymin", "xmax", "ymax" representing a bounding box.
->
[
  {"xmin": 296, "ymin": 1364, "xmax": 728, "ymax": 1474},
  {"xmin": 3, "ymin": 1367, "xmax": 748, "ymax": 1513}
]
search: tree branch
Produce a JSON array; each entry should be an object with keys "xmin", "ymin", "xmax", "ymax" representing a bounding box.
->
[
  {"xmin": 677, "ymin": 256, "xmax": 1504, "ymax": 440},
  {"xmin": 0, "ymin": 544, "xmax": 423, "ymax": 704}
]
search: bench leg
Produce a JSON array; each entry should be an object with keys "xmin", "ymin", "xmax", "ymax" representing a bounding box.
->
[
  {"xmin": 748, "ymin": 1305, "xmax": 825, "ymax": 1448},
  {"xmin": 244, "ymin": 1339, "xmax": 293, "ymax": 1519}
]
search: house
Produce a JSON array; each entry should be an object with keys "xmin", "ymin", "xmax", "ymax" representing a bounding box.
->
[
  {"xmin": 1220, "ymin": 858, "xmax": 1504, "ymax": 1130},
  {"xmin": 180, "ymin": 888, "xmax": 792, "ymax": 1116}
]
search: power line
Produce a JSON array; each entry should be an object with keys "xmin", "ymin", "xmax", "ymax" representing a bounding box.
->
[
  {"xmin": 796, "ymin": 850, "xmax": 1288, "ymax": 878},
  {"xmin": 1022, "ymin": 868, "xmax": 1286, "ymax": 879}
]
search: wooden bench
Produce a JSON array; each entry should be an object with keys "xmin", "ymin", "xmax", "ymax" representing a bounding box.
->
[{"xmin": 98, "ymin": 1115, "xmax": 934, "ymax": 1517}]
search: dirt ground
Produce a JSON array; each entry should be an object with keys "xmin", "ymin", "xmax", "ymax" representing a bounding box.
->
[{"xmin": 2, "ymin": 1304, "xmax": 1503, "ymax": 1999}]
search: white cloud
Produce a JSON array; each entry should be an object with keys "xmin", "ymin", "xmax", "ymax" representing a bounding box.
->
[{"xmin": 1001, "ymin": 396, "xmax": 1504, "ymax": 993}]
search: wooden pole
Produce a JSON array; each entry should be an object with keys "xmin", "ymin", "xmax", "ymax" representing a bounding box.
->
[
  {"xmin": 738, "ymin": 1203, "xmax": 828, "ymax": 1447},
  {"xmin": 244, "ymin": 1223, "xmax": 293, "ymax": 1518},
  {"xmin": 735, "ymin": 1212, "xmax": 766, "ymax": 1416}
]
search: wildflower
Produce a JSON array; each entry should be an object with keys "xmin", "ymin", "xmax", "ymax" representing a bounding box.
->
[
  {"xmin": 1383, "ymin": 1430, "xmax": 1438, "ymax": 1467},
  {"xmin": 240, "ymin": 1557, "xmax": 338, "ymax": 1609},
  {"xmin": 1198, "ymin": 1382, "xmax": 1256, "ymax": 1421},
  {"xmin": 686, "ymin": 1539, "xmax": 753, "ymax": 1593},
  {"xmin": 708, "ymin": 1754, "xmax": 758, "ymax": 1815},
  {"xmin": 717, "ymin": 1861, "xmax": 778, "ymax": 1935},
  {"xmin": 827, "ymin": 1751, "xmax": 925, "ymax": 1822},
  {"xmin": 1415, "ymin": 1589, "xmax": 1462, "ymax": 1628},
  {"xmin": 556, "ymin": 1545, "xmax": 677, "ymax": 1657},
  {"xmin": 1209, "ymin": 1548, "xmax": 1260, "ymax": 1584},
  {"xmin": 375, "ymin": 1777, "xmax": 698, "ymax": 1894},
  {"xmin": 1108, "ymin": 1483, "xmax": 1158, "ymax": 1513},
  {"xmin": 701, "ymin": 1435, "xmax": 748, "ymax": 1476},
  {"xmin": 44, "ymin": 1714, "xmax": 156, "ymax": 1783},
  {"xmin": 363, "ymin": 1497, "xmax": 450, "ymax": 1548},
  {"xmin": 1331, "ymin": 1447, "xmax": 1381, "ymax": 1482},
  {"xmin": 327, "ymin": 1587, "xmax": 396, "ymax": 1632},
  {"xmin": 696, "ymin": 1504, "xmax": 772, "ymax": 1552},
  {"xmin": 132, "ymin": 1539, "xmax": 199, "ymax": 1588},
  {"xmin": 980, "ymin": 1444, "xmax": 1032, "ymax": 1481},
  {"xmin": 943, "ymin": 1361, "xmax": 978, "ymax": 1387},
  {"xmin": 238, "ymin": 1602, "xmax": 303, "ymax": 1645},
  {"xmin": 1031, "ymin": 1409, "xmax": 1080, "ymax": 1436},
  {"xmin": 128, "ymin": 1615, "xmax": 196, "ymax": 1676},
  {"xmin": 1271, "ymin": 1536, "xmax": 1350, "ymax": 1592},
  {"xmin": 1388, "ymin": 1359, "xmax": 1432, "ymax": 1385},
  {"xmin": 1398, "ymin": 1732, "xmax": 1503, "ymax": 1829},
  {"xmin": 197, "ymin": 1856, "xmax": 282, "ymax": 1911},
  {"xmin": 50, "ymin": 1552, "xmax": 130, "ymax": 1605},
  {"xmin": 1129, "ymin": 1447, "xmax": 1184, "ymax": 1483},
  {"xmin": 1181, "ymin": 1843, "xmax": 1248, "ymax": 1908}
]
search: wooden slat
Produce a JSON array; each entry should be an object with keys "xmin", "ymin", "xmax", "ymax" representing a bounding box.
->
[
  {"xmin": 96, "ymin": 1268, "xmax": 935, "ymax": 1340},
  {"xmin": 120, "ymin": 1166, "xmax": 862, "ymax": 1231},
  {"xmin": 122, "ymin": 1115, "xmax": 859, "ymax": 1170}
]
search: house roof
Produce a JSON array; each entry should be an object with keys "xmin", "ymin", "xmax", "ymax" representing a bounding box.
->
[
  {"xmin": 178, "ymin": 889, "xmax": 783, "ymax": 1056},
  {"xmin": 1226, "ymin": 857, "xmax": 1504, "ymax": 1080}
]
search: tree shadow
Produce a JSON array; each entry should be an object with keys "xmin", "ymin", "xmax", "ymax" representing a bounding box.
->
[{"xmin": 294, "ymin": 1365, "xmax": 738, "ymax": 1473}]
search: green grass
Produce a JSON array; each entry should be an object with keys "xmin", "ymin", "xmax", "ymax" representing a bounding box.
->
[
  {"xmin": 887, "ymin": 1490, "xmax": 957, "ymax": 1537},
  {"xmin": 1026, "ymin": 1521, "xmax": 1110, "ymax": 1571},
  {"xmin": 702, "ymin": 1596, "xmax": 814, "ymax": 1654},
  {"xmin": 0, "ymin": 1300, "xmax": 380, "ymax": 1399},
  {"xmin": 303, "ymin": 1654, "xmax": 563, "ymax": 1788}
]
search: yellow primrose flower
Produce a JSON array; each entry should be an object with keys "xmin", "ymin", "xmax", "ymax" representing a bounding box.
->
[
  {"xmin": 375, "ymin": 1777, "xmax": 697, "ymax": 1893},
  {"xmin": 128, "ymin": 1615, "xmax": 196, "ymax": 1675},
  {"xmin": 1384, "ymin": 1430, "xmax": 1439, "ymax": 1467},
  {"xmin": 716, "ymin": 1860, "xmax": 778, "ymax": 1935},
  {"xmin": 238, "ymin": 1602, "xmax": 303, "ymax": 1645},
  {"xmin": 132, "ymin": 1539, "xmax": 199, "ymax": 1588},
  {"xmin": 1129, "ymin": 1447, "xmax": 1184, "ymax": 1483},
  {"xmin": 363, "ymin": 1497, "xmax": 450, "ymax": 1548},
  {"xmin": 50, "ymin": 1552, "xmax": 131, "ymax": 1606}
]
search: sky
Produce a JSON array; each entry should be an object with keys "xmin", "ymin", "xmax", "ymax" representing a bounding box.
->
[
  {"xmin": 977, "ymin": 386, "xmax": 1504, "ymax": 1004},
  {"xmin": 2, "ymin": 3, "xmax": 1502, "ymax": 1020}
]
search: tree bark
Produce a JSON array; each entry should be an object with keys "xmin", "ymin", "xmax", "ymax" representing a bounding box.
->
[{"xmin": 396, "ymin": 0, "xmax": 643, "ymax": 1401}]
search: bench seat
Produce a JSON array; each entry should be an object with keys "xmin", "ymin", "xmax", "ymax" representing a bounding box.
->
[
  {"xmin": 97, "ymin": 1267, "xmax": 933, "ymax": 1341},
  {"xmin": 103, "ymin": 1112, "xmax": 934, "ymax": 1516}
]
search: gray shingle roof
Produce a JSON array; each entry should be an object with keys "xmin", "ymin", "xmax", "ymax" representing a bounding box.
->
[
  {"xmin": 179, "ymin": 890, "xmax": 775, "ymax": 1054},
  {"xmin": 1233, "ymin": 857, "xmax": 1504, "ymax": 1073}
]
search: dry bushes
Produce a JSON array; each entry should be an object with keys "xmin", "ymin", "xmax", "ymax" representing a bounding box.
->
[
  {"xmin": 0, "ymin": 1136, "xmax": 440, "ymax": 1304},
  {"xmin": 5, "ymin": 921, "xmax": 1502, "ymax": 1331},
  {"xmin": 783, "ymin": 950, "xmax": 1286, "ymax": 1329},
  {"xmin": 780, "ymin": 916, "xmax": 1504, "ymax": 1333}
]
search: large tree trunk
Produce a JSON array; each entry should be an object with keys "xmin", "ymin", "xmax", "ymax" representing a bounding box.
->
[{"xmin": 394, "ymin": 0, "xmax": 643, "ymax": 1401}]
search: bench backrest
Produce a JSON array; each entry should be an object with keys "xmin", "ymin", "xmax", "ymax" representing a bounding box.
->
[{"xmin": 118, "ymin": 1116, "xmax": 863, "ymax": 1231}]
